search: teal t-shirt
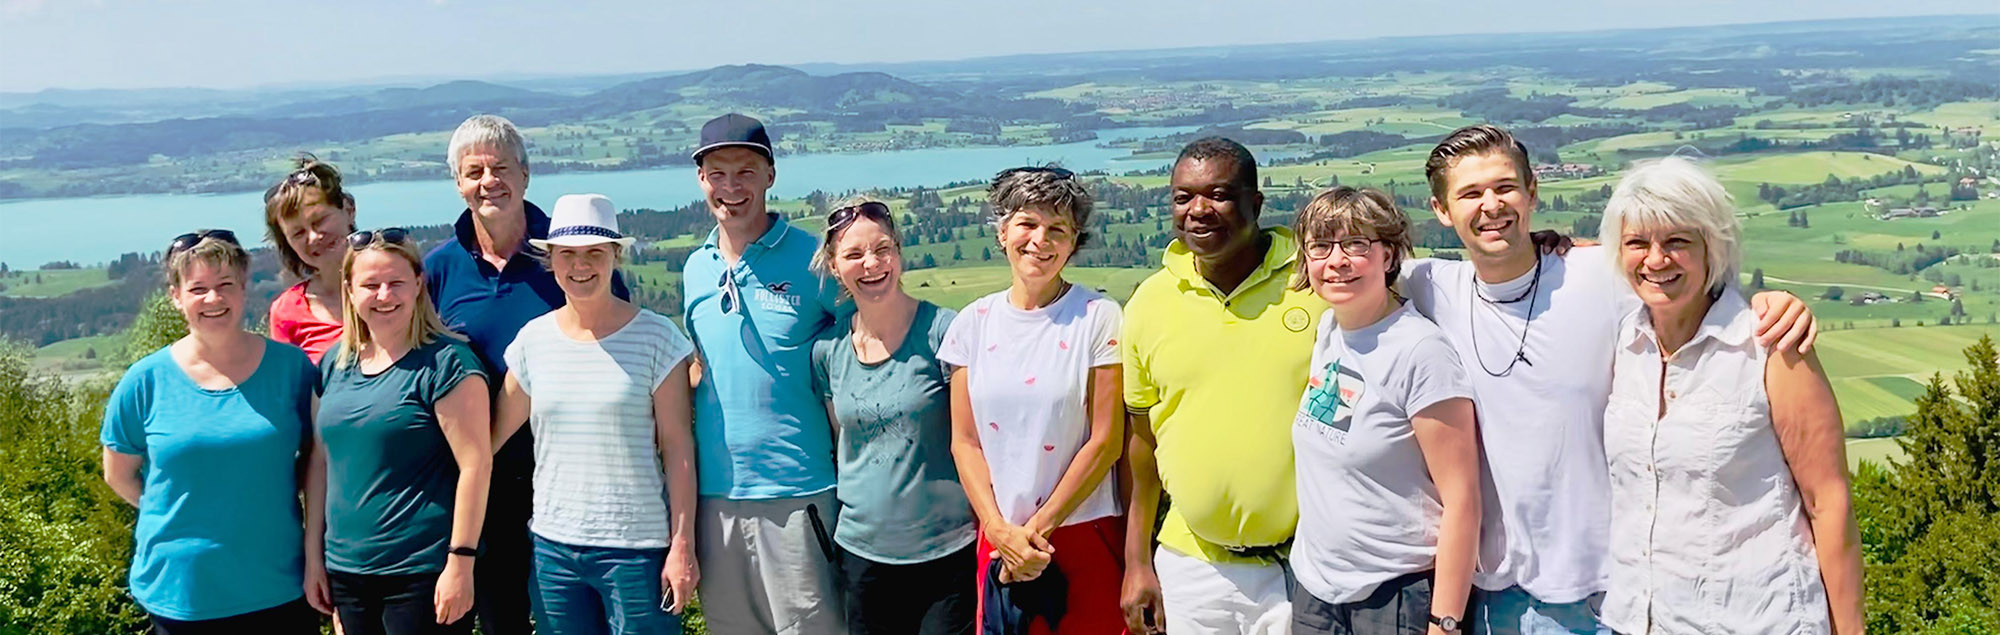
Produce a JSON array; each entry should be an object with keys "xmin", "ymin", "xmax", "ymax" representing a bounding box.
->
[
  {"xmin": 811, "ymin": 301, "xmax": 977, "ymax": 564},
  {"xmin": 317, "ymin": 338, "xmax": 486, "ymax": 574},
  {"xmin": 100, "ymin": 341, "xmax": 317, "ymax": 621}
]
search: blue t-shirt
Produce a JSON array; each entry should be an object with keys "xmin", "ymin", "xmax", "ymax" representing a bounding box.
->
[
  {"xmin": 682, "ymin": 214, "xmax": 842, "ymax": 499},
  {"xmin": 424, "ymin": 202, "xmax": 629, "ymax": 494},
  {"xmin": 99, "ymin": 341, "xmax": 318, "ymax": 620},
  {"xmin": 317, "ymin": 338, "xmax": 486, "ymax": 575},
  {"xmin": 812, "ymin": 301, "xmax": 977, "ymax": 564}
]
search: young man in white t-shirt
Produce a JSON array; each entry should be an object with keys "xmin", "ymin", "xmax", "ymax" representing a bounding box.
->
[{"xmin": 1397, "ymin": 125, "xmax": 1820, "ymax": 635}]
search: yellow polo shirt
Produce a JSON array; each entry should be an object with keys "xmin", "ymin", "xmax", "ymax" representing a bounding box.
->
[{"xmin": 1123, "ymin": 226, "xmax": 1326, "ymax": 564}]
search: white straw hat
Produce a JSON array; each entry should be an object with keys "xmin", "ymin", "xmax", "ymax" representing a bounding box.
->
[{"xmin": 530, "ymin": 193, "xmax": 636, "ymax": 250}]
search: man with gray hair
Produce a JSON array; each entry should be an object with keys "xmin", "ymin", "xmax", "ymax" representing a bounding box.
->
[{"xmin": 423, "ymin": 114, "xmax": 629, "ymax": 635}]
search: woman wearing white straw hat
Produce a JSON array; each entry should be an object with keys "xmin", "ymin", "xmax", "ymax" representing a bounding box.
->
[{"xmin": 492, "ymin": 194, "xmax": 700, "ymax": 634}]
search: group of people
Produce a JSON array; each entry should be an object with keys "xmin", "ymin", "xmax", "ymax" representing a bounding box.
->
[{"xmin": 100, "ymin": 111, "xmax": 1863, "ymax": 635}]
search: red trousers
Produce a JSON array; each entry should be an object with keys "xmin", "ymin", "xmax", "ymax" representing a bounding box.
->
[{"xmin": 974, "ymin": 516, "xmax": 1131, "ymax": 635}]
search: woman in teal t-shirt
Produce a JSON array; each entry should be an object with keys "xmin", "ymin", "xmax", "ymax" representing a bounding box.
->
[
  {"xmin": 808, "ymin": 199, "xmax": 977, "ymax": 635},
  {"xmin": 101, "ymin": 230, "xmax": 321, "ymax": 634},
  {"xmin": 309, "ymin": 229, "xmax": 492, "ymax": 635}
]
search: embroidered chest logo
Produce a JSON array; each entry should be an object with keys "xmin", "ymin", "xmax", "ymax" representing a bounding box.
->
[
  {"xmin": 1283, "ymin": 307, "xmax": 1311, "ymax": 332},
  {"xmin": 752, "ymin": 280, "xmax": 803, "ymax": 311}
]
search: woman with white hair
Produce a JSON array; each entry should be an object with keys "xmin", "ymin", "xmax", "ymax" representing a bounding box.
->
[
  {"xmin": 1597, "ymin": 157, "xmax": 1862, "ymax": 634},
  {"xmin": 493, "ymin": 194, "xmax": 699, "ymax": 635}
]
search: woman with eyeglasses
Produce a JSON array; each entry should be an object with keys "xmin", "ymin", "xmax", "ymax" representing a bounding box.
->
[
  {"xmin": 100, "ymin": 230, "xmax": 323, "ymax": 634},
  {"xmin": 493, "ymin": 194, "xmax": 699, "ymax": 635},
  {"xmin": 1285, "ymin": 187, "xmax": 1479, "ymax": 635},
  {"xmin": 940, "ymin": 166, "xmax": 1128, "ymax": 634},
  {"xmin": 303, "ymin": 227, "xmax": 493, "ymax": 635},
  {"xmin": 264, "ymin": 155, "xmax": 360, "ymax": 363},
  {"xmin": 806, "ymin": 198, "xmax": 977, "ymax": 634}
]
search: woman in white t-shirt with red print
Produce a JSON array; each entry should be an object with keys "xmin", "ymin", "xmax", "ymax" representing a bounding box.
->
[
  {"xmin": 941, "ymin": 166, "xmax": 1128, "ymax": 635},
  {"xmin": 1288, "ymin": 187, "xmax": 1481, "ymax": 635}
]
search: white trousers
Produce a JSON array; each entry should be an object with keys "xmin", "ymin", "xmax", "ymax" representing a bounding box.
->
[{"xmin": 1156, "ymin": 545, "xmax": 1293, "ymax": 635}]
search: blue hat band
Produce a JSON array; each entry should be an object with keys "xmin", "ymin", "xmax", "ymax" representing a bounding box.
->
[{"xmin": 548, "ymin": 225, "xmax": 625, "ymax": 240}]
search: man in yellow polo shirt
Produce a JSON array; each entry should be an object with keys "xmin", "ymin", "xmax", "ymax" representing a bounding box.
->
[{"xmin": 1120, "ymin": 137, "xmax": 1327, "ymax": 635}]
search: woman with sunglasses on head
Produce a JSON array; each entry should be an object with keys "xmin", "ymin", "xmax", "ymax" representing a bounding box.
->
[
  {"xmin": 941, "ymin": 166, "xmax": 1128, "ymax": 634},
  {"xmin": 100, "ymin": 230, "xmax": 323, "ymax": 634},
  {"xmin": 808, "ymin": 197, "xmax": 977, "ymax": 634},
  {"xmin": 266, "ymin": 155, "xmax": 360, "ymax": 363},
  {"xmin": 492, "ymin": 194, "xmax": 699, "ymax": 635},
  {"xmin": 304, "ymin": 227, "xmax": 492, "ymax": 635},
  {"xmin": 1285, "ymin": 188, "xmax": 1479, "ymax": 635}
]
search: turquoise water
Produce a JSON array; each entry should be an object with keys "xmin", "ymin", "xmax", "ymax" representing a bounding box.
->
[{"xmin": 1, "ymin": 127, "xmax": 1191, "ymax": 267}]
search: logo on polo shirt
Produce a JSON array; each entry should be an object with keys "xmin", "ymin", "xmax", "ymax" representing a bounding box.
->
[
  {"xmin": 753, "ymin": 280, "xmax": 803, "ymax": 311},
  {"xmin": 1283, "ymin": 307, "xmax": 1311, "ymax": 332}
]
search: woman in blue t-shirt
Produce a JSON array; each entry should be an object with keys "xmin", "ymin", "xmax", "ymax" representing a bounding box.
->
[
  {"xmin": 308, "ymin": 228, "xmax": 492, "ymax": 635},
  {"xmin": 101, "ymin": 230, "xmax": 322, "ymax": 634},
  {"xmin": 808, "ymin": 198, "xmax": 976, "ymax": 634}
]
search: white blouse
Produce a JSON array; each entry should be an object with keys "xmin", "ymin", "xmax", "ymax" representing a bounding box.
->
[{"xmin": 1601, "ymin": 288, "xmax": 1830, "ymax": 635}]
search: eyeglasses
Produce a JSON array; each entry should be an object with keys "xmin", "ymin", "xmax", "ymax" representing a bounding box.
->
[
  {"xmin": 346, "ymin": 227, "xmax": 410, "ymax": 250},
  {"xmin": 997, "ymin": 165, "xmax": 1075, "ymax": 180},
  {"xmin": 168, "ymin": 229, "xmax": 240, "ymax": 257},
  {"xmin": 1303, "ymin": 237, "xmax": 1382, "ymax": 259},
  {"xmin": 827, "ymin": 201, "xmax": 892, "ymax": 234}
]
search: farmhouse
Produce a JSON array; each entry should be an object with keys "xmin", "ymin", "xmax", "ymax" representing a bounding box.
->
[
  {"xmin": 1533, "ymin": 163, "xmax": 1601, "ymax": 179},
  {"xmin": 1879, "ymin": 206, "xmax": 1940, "ymax": 220}
]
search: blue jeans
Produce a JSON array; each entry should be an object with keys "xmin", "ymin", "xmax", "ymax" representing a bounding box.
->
[
  {"xmin": 1468, "ymin": 586, "xmax": 1609, "ymax": 635},
  {"xmin": 531, "ymin": 533, "xmax": 680, "ymax": 635}
]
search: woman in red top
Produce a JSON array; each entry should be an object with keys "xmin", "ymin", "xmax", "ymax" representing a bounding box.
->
[{"xmin": 264, "ymin": 156, "xmax": 357, "ymax": 363}]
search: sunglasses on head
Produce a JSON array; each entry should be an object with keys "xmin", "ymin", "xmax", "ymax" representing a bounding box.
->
[
  {"xmin": 346, "ymin": 227, "xmax": 410, "ymax": 250},
  {"xmin": 827, "ymin": 201, "xmax": 892, "ymax": 234},
  {"xmin": 998, "ymin": 165, "xmax": 1075, "ymax": 180},
  {"xmin": 168, "ymin": 229, "xmax": 239, "ymax": 257}
]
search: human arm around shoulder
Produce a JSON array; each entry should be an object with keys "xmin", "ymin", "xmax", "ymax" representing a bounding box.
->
[
  {"xmin": 1750, "ymin": 290, "xmax": 1820, "ymax": 355},
  {"xmin": 653, "ymin": 355, "xmax": 699, "ymax": 614},
  {"xmin": 432, "ymin": 345, "xmax": 490, "ymax": 625},
  {"xmin": 1766, "ymin": 348, "xmax": 1863, "ymax": 633}
]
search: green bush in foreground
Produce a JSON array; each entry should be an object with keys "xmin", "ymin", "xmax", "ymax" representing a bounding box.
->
[{"xmin": 1853, "ymin": 335, "xmax": 2000, "ymax": 633}]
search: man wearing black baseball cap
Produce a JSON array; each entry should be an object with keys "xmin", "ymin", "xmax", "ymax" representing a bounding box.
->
[{"xmin": 682, "ymin": 113, "xmax": 848, "ymax": 634}]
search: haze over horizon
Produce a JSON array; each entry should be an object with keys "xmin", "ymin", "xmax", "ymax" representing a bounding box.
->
[{"xmin": 2, "ymin": 0, "xmax": 1996, "ymax": 93}]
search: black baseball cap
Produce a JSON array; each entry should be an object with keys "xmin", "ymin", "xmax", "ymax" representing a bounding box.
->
[{"xmin": 693, "ymin": 113, "xmax": 775, "ymax": 165}]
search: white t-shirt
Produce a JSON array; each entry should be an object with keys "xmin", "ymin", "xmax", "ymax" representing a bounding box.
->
[
  {"xmin": 938, "ymin": 286, "xmax": 1123, "ymax": 527},
  {"xmin": 503, "ymin": 308, "xmax": 694, "ymax": 549},
  {"xmin": 1293, "ymin": 302, "xmax": 1474, "ymax": 604},
  {"xmin": 1401, "ymin": 247, "xmax": 1638, "ymax": 603}
]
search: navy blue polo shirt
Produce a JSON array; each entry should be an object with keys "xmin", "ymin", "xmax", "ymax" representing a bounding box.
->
[
  {"xmin": 423, "ymin": 202, "xmax": 630, "ymax": 499},
  {"xmin": 423, "ymin": 202, "xmax": 629, "ymax": 379}
]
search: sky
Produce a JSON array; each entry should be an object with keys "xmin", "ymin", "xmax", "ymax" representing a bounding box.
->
[{"xmin": 1, "ymin": 0, "xmax": 1996, "ymax": 93}]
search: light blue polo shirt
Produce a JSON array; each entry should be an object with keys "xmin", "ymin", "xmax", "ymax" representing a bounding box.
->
[{"xmin": 683, "ymin": 213, "xmax": 842, "ymax": 499}]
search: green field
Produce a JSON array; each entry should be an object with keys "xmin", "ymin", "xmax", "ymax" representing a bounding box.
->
[
  {"xmin": 1712, "ymin": 152, "xmax": 1948, "ymax": 184},
  {"xmin": 1816, "ymin": 324, "xmax": 1997, "ymax": 423},
  {"xmin": 1847, "ymin": 436, "xmax": 1907, "ymax": 472},
  {"xmin": 0, "ymin": 268, "xmax": 115, "ymax": 297}
]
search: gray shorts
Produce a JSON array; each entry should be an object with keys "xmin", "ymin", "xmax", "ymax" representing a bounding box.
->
[
  {"xmin": 1292, "ymin": 570, "xmax": 1434, "ymax": 635},
  {"xmin": 695, "ymin": 491, "xmax": 847, "ymax": 635}
]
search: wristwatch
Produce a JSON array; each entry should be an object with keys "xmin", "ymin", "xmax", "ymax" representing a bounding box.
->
[
  {"xmin": 448, "ymin": 546, "xmax": 480, "ymax": 558},
  {"xmin": 1430, "ymin": 614, "xmax": 1461, "ymax": 633}
]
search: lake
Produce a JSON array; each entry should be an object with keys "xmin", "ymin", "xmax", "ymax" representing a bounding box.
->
[{"xmin": 0, "ymin": 126, "xmax": 1193, "ymax": 267}]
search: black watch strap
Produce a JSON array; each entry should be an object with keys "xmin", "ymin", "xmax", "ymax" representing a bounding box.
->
[
  {"xmin": 1430, "ymin": 614, "xmax": 1461, "ymax": 633},
  {"xmin": 448, "ymin": 546, "xmax": 479, "ymax": 558}
]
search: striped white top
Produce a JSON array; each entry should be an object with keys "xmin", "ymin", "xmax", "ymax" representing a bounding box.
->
[{"xmin": 504, "ymin": 308, "xmax": 694, "ymax": 549}]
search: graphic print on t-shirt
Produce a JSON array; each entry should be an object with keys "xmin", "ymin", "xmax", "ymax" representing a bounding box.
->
[{"xmin": 1296, "ymin": 359, "xmax": 1365, "ymax": 445}]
